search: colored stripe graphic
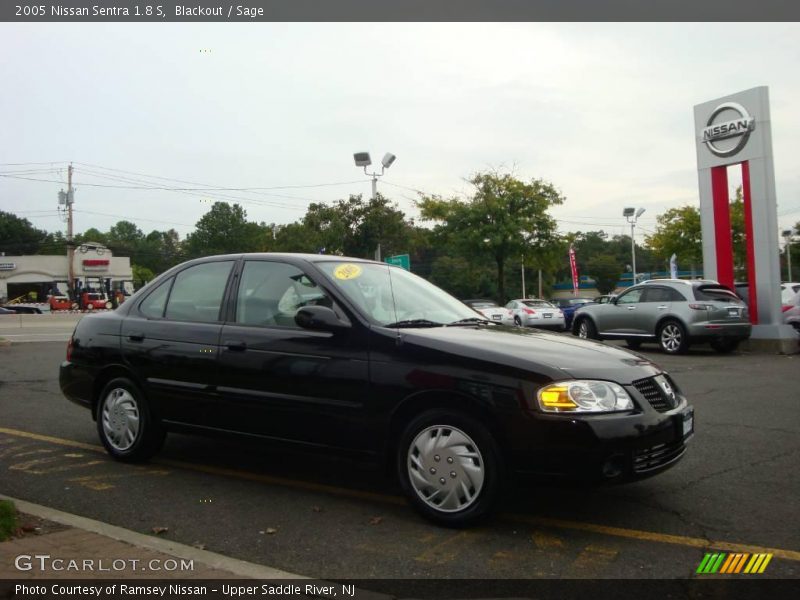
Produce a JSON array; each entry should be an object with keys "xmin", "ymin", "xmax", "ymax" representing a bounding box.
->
[{"xmin": 699, "ymin": 553, "xmax": 773, "ymax": 574}]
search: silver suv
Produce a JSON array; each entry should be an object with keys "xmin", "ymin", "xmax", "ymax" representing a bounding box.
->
[{"xmin": 571, "ymin": 279, "xmax": 751, "ymax": 354}]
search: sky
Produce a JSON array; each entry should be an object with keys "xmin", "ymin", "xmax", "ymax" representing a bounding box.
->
[{"xmin": 2, "ymin": 22, "xmax": 800, "ymax": 247}]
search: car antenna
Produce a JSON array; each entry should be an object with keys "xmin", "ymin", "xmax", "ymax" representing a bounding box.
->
[{"xmin": 386, "ymin": 264, "xmax": 402, "ymax": 345}]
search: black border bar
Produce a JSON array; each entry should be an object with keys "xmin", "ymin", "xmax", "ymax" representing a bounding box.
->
[{"xmin": 3, "ymin": 0, "xmax": 800, "ymax": 22}]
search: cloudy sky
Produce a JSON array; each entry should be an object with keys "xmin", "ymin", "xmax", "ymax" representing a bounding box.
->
[{"xmin": 2, "ymin": 23, "xmax": 799, "ymax": 245}]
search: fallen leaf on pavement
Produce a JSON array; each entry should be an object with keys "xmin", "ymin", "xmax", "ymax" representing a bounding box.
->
[
  {"xmin": 151, "ymin": 527, "xmax": 169, "ymax": 535},
  {"xmin": 265, "ymin": 527, "xmax": 278, "ymax": 534},
  {"xmin": 369, "ymin": 516, "xmax": 383, "ymax": 525}
]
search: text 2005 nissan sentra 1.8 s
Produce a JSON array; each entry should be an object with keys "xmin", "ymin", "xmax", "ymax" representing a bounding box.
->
[{"xmin": 60, "ymin": 254, "xmax": 694, "ymax": 526}]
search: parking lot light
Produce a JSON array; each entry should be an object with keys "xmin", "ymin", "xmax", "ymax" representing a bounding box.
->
[{"xmin": 624, "ymin": 207, "xmax": 646, "ymax": 285}]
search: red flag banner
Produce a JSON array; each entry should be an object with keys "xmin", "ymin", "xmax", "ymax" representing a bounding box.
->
[{"xmin": 569, "ymin": 245, "xmax": 579, "ymax": 296}]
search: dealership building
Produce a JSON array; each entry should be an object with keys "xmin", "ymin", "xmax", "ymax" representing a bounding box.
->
[{"xmin": 0, "ymin": 244, "xmax": 132, "ymax": 302}]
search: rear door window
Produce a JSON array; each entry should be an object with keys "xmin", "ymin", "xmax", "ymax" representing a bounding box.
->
[{"xmin": 165, "ymin": 261, "xmax": 234, "ymax": 322}]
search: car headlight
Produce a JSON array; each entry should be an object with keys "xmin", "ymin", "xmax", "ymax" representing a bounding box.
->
[{"xmin": 537, "ymin": 380, "xmax": 633, "ymax": 413}]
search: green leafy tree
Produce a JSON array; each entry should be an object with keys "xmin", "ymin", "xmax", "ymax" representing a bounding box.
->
[
  {"xmin": 0, "ymin": 211, "xmax": 48, "ymax": 254},
  {"xmin": 183, "ymin": 202, "xmax": 270, "ymax": 258},
  {"xmin": 586, "ymin": 254, "xmax": 621, "ymax": 294},
  {"xmin": 419, "ymin": 171, "xmax": 564, "ymax": 302}
]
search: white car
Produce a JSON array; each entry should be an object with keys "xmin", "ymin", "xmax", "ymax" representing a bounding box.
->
[
  {"xmin": 463, "ymin": 299, "xmax": 514, "ymax": 325},
  {"xmin": 781, "ymin": 282, "xmax": 800, "ymax": 304},
  {"xmin": 505, "ymin": 299, "xmax": 566, "ymax": 331}
]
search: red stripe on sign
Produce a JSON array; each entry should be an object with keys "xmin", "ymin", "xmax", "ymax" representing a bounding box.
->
[
  {"xmin": 742, "ymin": 161, "xmax": 758, "ymax": 324},
  {"xmin": 82, "ymin": 259, "xmax": 109, "ymax": 266},
  {"xmin": 711, "ymin": 166, "xmax": 734, "ymax": 289}
]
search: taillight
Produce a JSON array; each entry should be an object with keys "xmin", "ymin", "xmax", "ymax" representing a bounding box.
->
[
  {"xmin": 66, "ymin": 336, "xmax": 73, "ymax": 361},
  {"xmin": 688, "ymin": 303, "xmax": 711, "ymax": 310},
  {"xmin": 523, "ymin": 308, "xmax": 536, "ymax": 315},
  {"xmin": 782, "ymin": 305, "xmax": 793, "ymax": 313}
]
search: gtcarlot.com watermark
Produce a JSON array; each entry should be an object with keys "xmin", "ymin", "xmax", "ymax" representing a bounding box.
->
[{"xmin": 14, "ymin": 553, "xmax": 194, "ymax": 573}]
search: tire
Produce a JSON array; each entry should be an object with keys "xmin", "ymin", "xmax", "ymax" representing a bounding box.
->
[
  {"xmin": 86, "ymin": 304, "xmax": 94, "ymax": 310},
  {"xmin": 710, "ymin": 338, "xmax": 740, "ymax": 353},
  {"xmin": 576, "ymin": 318, "xmax": 598, "ymax": 340},
  {"xmin": 658, "ymin": 320, "xmax": 689, "ymax": 355},
  {"xmin": 105, "ymin": 301, "xmax": 113, "ymax": 309},
  {"xmin": 96, "ymin": 377, "xmax": 165, "ymax": 462},
  {"xmin": 626, "ymin": 339, "xmax": 643, "ymax": 350},
  {"xmin": 514, "ymin": 316, "xmax": 523, "ymax": 327},
  {"xmin": 397, "ymin": 410, "xmax": 503, "ymax": 527}
]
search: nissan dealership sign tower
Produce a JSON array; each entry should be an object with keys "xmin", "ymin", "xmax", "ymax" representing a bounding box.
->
[{"xmin": 694, "ymin": 86, "xmax": 796, "ymax": 352}]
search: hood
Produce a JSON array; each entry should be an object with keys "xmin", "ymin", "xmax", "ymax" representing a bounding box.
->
[{"xmin": 399, "ymin": 325, "xmax": 663, "ymax": 384}]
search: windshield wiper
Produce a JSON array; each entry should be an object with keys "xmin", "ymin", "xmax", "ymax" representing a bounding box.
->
[
  {"xmin": 446, "ymin": 317, "xmax": 493, "ymax": 326},
  {"xmin": 384, "ymin": 319, "xmax": 444, "ymax": 328}
]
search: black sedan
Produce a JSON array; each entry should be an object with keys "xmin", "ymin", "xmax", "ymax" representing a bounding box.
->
[{"xmin": 60, "ymin": 254, "xmax": 694, "ymax": 526}]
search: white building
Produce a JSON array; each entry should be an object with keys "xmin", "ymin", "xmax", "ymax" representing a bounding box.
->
[{"xmin": 0, "ymin": 244, "xmax": 132, "ymax": 302}]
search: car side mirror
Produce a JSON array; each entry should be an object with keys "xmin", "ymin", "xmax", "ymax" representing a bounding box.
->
[{"xmin": 295, "ymin": 306, "xmax": 351, "ymax": 333}]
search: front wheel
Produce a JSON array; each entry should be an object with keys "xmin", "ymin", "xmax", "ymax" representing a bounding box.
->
[
  {"xmin": 398, "ymin": 410, "xmax": 503, "ymax": 527},
  {"xmin": 658, "ymin": 320, "xmax": 689, "ymax": 354},
  {"xmin": 96, "ymin": 377, "xmax": 165, "ymax": 462}
]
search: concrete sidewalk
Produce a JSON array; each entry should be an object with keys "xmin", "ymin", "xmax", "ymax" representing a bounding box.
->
[{"xmin": 0, "ymin": 495, "xmax": 306, "ymax": 580}]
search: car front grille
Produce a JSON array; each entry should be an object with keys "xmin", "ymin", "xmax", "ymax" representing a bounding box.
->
[
  {"xmin": 632, "ymin": 375, "xmax": 679, "ymax": 412},
  {"xmin": 633, "ymin": 438, "xmax": 687, "ymax": 473}
]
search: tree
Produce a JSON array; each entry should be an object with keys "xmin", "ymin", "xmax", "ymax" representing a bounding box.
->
[
  {"xmin": 0, "ymin": 211, "xmax": 48, "ymax": 254},
  {"xmin": 419, "ymin": 171, "xmax": 564, "ymax": 302},
  {"xmin": 646, "ymin": 186, "xmax": 746, "ymax": 276},
  {"xmin": 586, "ymin": 254, "xmax": 621, "ymax": 294},
  {"xmin": 183, "ymin": 202, "xmax": 270, "ymax": 258}
]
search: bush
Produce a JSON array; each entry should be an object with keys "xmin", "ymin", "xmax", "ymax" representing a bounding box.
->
[{"xmin": 0, "ymin": 500, "xmax": 18, "ymax": 541}]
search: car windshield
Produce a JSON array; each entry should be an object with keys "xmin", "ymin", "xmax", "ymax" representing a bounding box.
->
[
  {"xmin": 694, "ymin": 286, "xmax": 744, "ymax": 304},
  {"xmin": 316, "ymin": 261, "xmax": 480, "ymax": 326},
  {"xmin": 522, "ymin": 300, "xmax": 553, "ymax": 308}
]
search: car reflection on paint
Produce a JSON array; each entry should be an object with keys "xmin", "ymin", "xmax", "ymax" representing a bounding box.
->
[{"xmin": 60, "ymin": 254, "xmax": 694, "ymax": 526}]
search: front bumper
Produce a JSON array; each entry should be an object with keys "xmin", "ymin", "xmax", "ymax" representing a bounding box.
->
[{"xmin": 501, "ymin": 378, "xmax": 693, "ymax": 482}]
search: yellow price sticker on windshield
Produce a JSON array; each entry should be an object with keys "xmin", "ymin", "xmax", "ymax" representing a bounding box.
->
[{"xmin": 334, "ymin": 263, "xmax": 362, "ymax": 280}]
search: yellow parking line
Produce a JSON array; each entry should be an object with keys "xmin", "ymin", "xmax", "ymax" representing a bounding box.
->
[{"xmin": 2, "ymin": 426, "xmax": 799, "ymax": 562}]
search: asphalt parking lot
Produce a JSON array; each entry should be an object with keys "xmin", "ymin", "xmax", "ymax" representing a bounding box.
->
[{"xmin": 0, "ymin": 340, "xmax": 798, "ymax": 580}]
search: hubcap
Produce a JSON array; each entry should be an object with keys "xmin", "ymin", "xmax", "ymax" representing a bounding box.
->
[
  {"xmin": 578, "ymin": 322, "xmax": 588, "ymax": 338},
  {"xmin": 661, "ymin": 325, "xmax": 682, "ymax": 352},
  {"xmin": 407, "ymin": 425, "xmax": 484, "ymax": 513},
  {"xmin": 101, "ymin": 388, "xmax": 140, "ymax": 451}
]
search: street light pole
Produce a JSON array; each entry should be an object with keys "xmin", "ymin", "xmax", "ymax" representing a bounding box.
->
[
  {"xmin": 783, "ymin": 229, "xmax": 795, "ymax": 281},
  {"xmin": 623, "ymin": 207, "xmax": 646, "ymax": 286}
]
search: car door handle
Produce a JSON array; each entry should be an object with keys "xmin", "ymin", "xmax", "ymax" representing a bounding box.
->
[
  {"xmin": 626, "ymin": 306, "xmax": 636, "ymax": 310},
  {"xmin": 127, "ymin": 332, "xmax": 145, "ymax": 342},
  {"xmin": 224, "ymin": 340, "xmax": 247, "ymax": 351},
  {"xmin": 657, "ymin": 305, "xmax": 668, "ymax": 310}
]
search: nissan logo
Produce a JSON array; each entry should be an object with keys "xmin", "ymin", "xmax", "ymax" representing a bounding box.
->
[
  {"xmin": 701, "ymin": 102, "xmax": 755, "ymax": 158},
  {"xmin": 660, "ymin": 379, "xmax": 676, "ymax": 402}
]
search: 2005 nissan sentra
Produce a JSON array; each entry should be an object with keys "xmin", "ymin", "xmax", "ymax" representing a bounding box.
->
[{"xmin": 60, "ymin": 254, "xmax": 694, "ymax": 526}]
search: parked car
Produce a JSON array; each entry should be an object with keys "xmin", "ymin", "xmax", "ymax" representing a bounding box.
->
[
  {"xmin": 0, "ymin": 307, "xmax": 15, "ymax": 315},
  {"xmin": 505, "ymin": 298, "xmax": 566, "ymax": 330},
  {"xmin": 783, "ymin": 291, "xmax": 800, "ymax": 334},
  {"xmin": 61, "ymin": 254, "xmax": 694, "ymax": 526},
  {"xmin": 572, "ymin": 279, "xmax": 750, "ymax": 354},
  {"xmin": 551, "ymin": 297, "xmax": 596, "ymax": 329},
  {"xmin": 1, "ymin": 304, "xmax": 44, "ymax": 314},
  {"xmin": 462, "ymin": 298, "xmax": 513, "ymax": 325},
  {"xmin": 734, "ymin": 281, "xmax": 800, "ymax": 305}
]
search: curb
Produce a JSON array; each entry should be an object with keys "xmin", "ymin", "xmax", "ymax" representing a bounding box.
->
[{"xmin": 0, "ymin": 494, "xmax": 307, "ymax": 580}]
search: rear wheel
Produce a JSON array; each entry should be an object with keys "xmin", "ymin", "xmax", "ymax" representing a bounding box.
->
[
  {"xmin": 398, "ymin": 410, "xmax": 502, "ymax": 527},
  {"xmin": 710, "ymin": 338, "xmax": 740, "ymax": 353},
  {"xmin": 576, "ymin": 318, "xmax": 598, "ymax": 340},
  {"xmin": 96, "ymin": 377, "xmax": 165, "ymax": 462},
  {"xmin": 514, "ymin": 316, "xmax": 523, "ymax": 327},
  {"xmin": 658, "ymin": 320, "xmax": 689, "ymax": 354}
]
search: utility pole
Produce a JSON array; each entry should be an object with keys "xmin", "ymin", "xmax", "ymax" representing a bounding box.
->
[
  {"xmin": 67, "ymin": 163, "xmax": 75, "ymax": 299},
  {"xmin": 783, "ymin": 229, "xmax": 794, "ymax": 282},
  {"xmin": 521, "ymin": 255, "xmax": 526, "ymax": 298}
]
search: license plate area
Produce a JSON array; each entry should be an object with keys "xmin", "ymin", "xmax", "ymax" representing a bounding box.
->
[
  {"xmin": 727, "ymin": 307, "xmax": 739, "ymax": 317},
  {"xmin": 492, "ymin": 315, "xmax": 501, "ymax": 320},
  {"xmin": 680, "ymin": 408, "xmax": 694, "ymax": 439},
  {"xmin": 543, "ymin": 313, "xmax": 552, "ymax": 318}
]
